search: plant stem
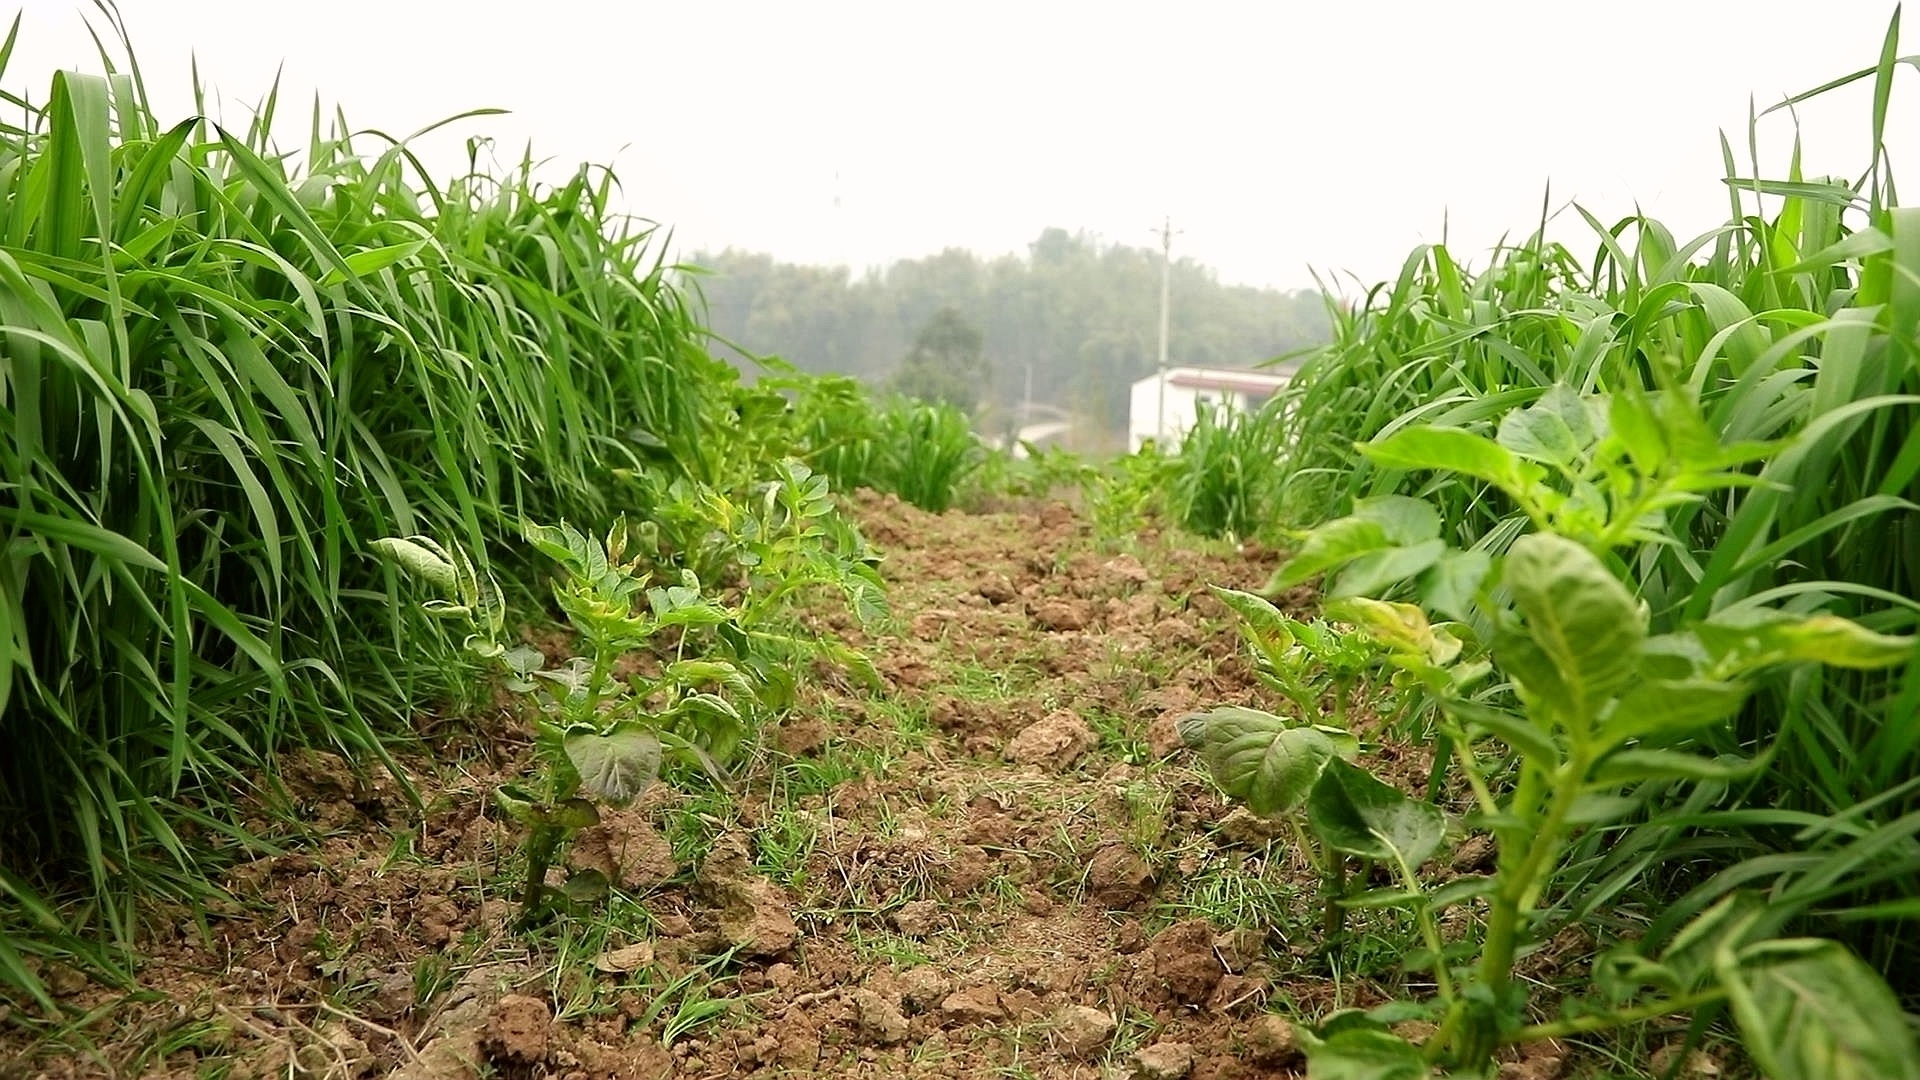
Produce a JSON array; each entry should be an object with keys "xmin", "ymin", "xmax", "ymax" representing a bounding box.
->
[
  {"xmin": 1479, "ymin": 750, "xmax": 1588, "ymax": 998},
  {"xmin": 516, "ymin": 821, "xmax": 561, "ymax": 927},
  {"xmin": 1323, "ymin": 854, "xmax": 1348, "ymax": 941}
]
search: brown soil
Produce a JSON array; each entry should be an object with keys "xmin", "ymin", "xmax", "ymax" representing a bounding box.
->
[{"xmin": 0, "ymin": 494, "xmax": 1583, "ymax": 1080}]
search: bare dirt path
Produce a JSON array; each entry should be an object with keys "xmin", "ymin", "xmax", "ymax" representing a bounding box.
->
[{"xmin": 7, "ymin": 495, "xmax": 1379, "ymax": 1080}]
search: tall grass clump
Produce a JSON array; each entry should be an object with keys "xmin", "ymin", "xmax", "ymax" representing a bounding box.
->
[
  {"xmin": 0, "ymin": 8, "xmax": 728, "ymax": 1006},
  {"xmin": 1266, "ymin": 8, "xmax": 1920, "ymax": 1000},
  {"xmin": 1163, "ymin": 397, "xmax": 1289, "ymax": 541}
]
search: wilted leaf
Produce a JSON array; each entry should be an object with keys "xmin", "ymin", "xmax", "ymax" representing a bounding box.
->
[
  {"xmin": 1724, "ymin": 940, "xmax": 1920, "ymax": 1080},
  {"xmin": 565, "ymin": 729, "xmax": 662, "ymax": 804},
  {"xmin": 1307, "ymin": 758, "xmax": 1445, "ymax": 871},
  {"xmin": 1182, "ymin": 706, "xmax": 1345, "ymax": 817},
  {"xmin": 371, "ymin": 536, "xmax": 458, "ymax": 592}
]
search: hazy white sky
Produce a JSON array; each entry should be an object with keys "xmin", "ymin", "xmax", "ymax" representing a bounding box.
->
[{"xmin": 9, "ymin": 1, "xmax": 1917, "ymax": 291}]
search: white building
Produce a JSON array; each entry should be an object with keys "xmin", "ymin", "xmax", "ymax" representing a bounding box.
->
[{"xmin": 1127, "ymin": 364, "xmax": 1297, "ymax": 451}]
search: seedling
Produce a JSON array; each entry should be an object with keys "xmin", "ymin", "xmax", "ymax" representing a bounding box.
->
[{"xmin": 377, "ymin": 519, "xmax": 748, "ymax": 927}]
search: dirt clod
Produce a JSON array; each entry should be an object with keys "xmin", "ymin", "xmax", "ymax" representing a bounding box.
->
[
  {"xmin": 891, "ymin": 898, "xmax": 943, "ymax": 938},
  {"xmin": 1004, "ymin": 709, "xmax": 1099, "ymax": 770},
  {"xmin": 850, "ymin": 988, "xmax": 910, "ymax": 1044},
  {"xmin": 1053, "ymin": 1004, "xmax": 1117, "ymax": 1058},
  {"xmin": 899, "ymin": 966, "xmax": 952, "ymax": 1014},
  {"xmin": 1087, "ymin": 844, "xmax": 1157, "ymax": 909},
  {"xmin": 482, "ymin": 994, "xmax": 552, "ymax": 1066},
  {"xmin": 1150, "ymin": 919, "xmax": 1224, "ymax": 1003},
  {"xmin": 1031, "ymin": 599, "xmax": 1089, "ymax": 632},
  {"xmin": 939, "ymin": 983, "xmax": 1006, "ymax": 1025},
  {"xmin": 1245, "ymin": 1014, "xmax": 1303, "ymax": 1066},
  {"xmin": 1133, "ymin": 1040, "xmax": 1197, "ymax": 1080}
]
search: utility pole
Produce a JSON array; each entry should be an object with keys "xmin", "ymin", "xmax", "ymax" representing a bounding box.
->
[{"xmin": 1152, "ymin": 216, "xmax": 1179, "ymax": 445}]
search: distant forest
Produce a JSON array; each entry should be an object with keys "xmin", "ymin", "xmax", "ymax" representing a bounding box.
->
[{"xmin": 685, "ymin": 228, "xmax": 1332, "ymax": 441}]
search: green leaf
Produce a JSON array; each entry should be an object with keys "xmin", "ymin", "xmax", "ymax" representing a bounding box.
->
[
  {"xmin": 1330, "ymin": 538, "xmax": 1448, "ymax": 598},
  {"xmin": 1724, "ymin": 940, "xmax": 1920, "ymax": 1080},
  {"xmin": 1420, "ymin": 548, "xmax": 1491, "ymax": 622},
  {"xmin": 1355, "ymin": 495, "xmax": 1443, "ymax": 546},
  {"xmin": 494, "ymin": 784, "xmax": 541, "ymax": 827},
  {"xmin": 564, "ymin": 729, "xmax": 663, "ymax": 804},
  {"xmin": 1501, "ymin": 534, "xmax": 1645, "ymax": 726},
  {"xmin": 1591, "ymin": 749, "xmax": 1762, "ymax": 785},
  {"xmin": 1307, "ymin": 758, "xmax": 1445, "ymax": 871},
  {"xmin": 1180, "ymin": 706, "xmax": 1345, "ymax": 817},
  {"xmin": 319, "ymin": 238, "xmax": 430, "ymax": 287},
  {"xmin": 1496, "ymin": 384, "xmax": 1599, "ymax": 469},
  {"xmin": 1274, "ymin": 518, "xmax": 1392, "ymax": 589},
  {"xmin": 1272, "ymin": 497, "xmax": 1440, "ymax": 589},
  {"xmin": 1325, "ymin": 597, "xmax": 1455, "ymax": 663},
  {"xmin": 562, "ymin": 868, "xmax": 613, "ymax": 902},
  {"xmin": 1599, "ymin": 677, "xmax": 1749, "ymax": 748},
  {"xmin": 550, "ymin": 798, "xmax": 601, "ymax": 830},
  {"xmin": 1696, "ymin": 610, "xmax": 1915, "ymax": 674},
  {"xmin": 1439, "ymin": 698, "xmax": 1560, "ymax": 767},
  {"xmin": 1363, "ymin": 426, "xmax": 1542, "ymax": 496},
  {"xmin": 1302, "ymin": 1026, "xmax": 1431, "ymax": 1080}
]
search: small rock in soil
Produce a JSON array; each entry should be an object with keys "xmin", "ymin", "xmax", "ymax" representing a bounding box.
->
[
  {"xmin": 938, "ymin": 983, "xmax": 1006, "ymax": 1025},
  {"xmin": 1648, "ymin": 1044, "xmax": 1719, "ymax": 1079},
  {"xmin": 1212, "ymin": 927, "xmax": 1265, "ymax": 972},
  {"xmin": 891, "ymin": 898, "xmax": 943, "ymax": 937},
  {"xmin": 482, "ymin": 994, "xmax": 552, "ymax": 1066},
  {"xmin": 1244, "ymin": 1014, "xmax": 1303, "ymax": 1066},
  {"xmin": 1451, "ymin": 833, "xmax": 1498, "ymax": 873},
  {"xmin": 1086, "ymin": 844, "xmax": 1156, "ymax": 909},
  {"xmin": 1206, "ymin": 973, "xmax": 1266, "ymax": 1014},
  {"xmin": 978, "ymin": 574, "xmax": 1018, "ymax": 604},
  {"xmin": 1004, "ymin": 709, "xmax": 1099, "ymax": 770},
  {"xmin": 1133, "ymin": 1040, "xmax": 1197, "ymax": 1080},
  {"xmin": 1031, "ymin": 599, "xmax": 1089, "ymax": 632},
  {"xmin": 1053, "ymin": 1004, "xmax": 1117, "ymax": 1058},
  {"xmin": 1216, "ymin": 806, "xmax": 1288, "ymax": 847},
  {"xmin": 849, "ymin": 988, "xmax": 910, "ymax": 1045},
  {"xmin": 715, "ymin": 878, "xmax": 799, "ymax": 955},
  {"xmin": 899, "ymin": 966, "xmax": 952, "ymax": 1014},
  {"xmin": 1150, "ymin": 919, "xmax": 1224, "ymax": 1003},
  {"xmin": 592, "ymin": 942, "xmax": 655, "ymax": 974}
]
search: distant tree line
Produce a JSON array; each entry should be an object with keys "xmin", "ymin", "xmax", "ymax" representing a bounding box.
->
[{"xmin": 684, "ymin": 228, "xmax": 1332, "ymax": 440}]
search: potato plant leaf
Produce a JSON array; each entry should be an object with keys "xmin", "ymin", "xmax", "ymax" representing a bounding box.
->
[
  {"xmin": 1696, "ymin": 610, "xmax": 1915, "ymax": 674},
  {"xmin": 1599, "ymin": 676, "xmax": 1749, "ymax": 748},
  {"xmin": 564, "ymin": 729, "xmax": 662, "ymax": 804},
  {"xmin": 1301, "ymin": 1026, "xmax": 1431, "ymax": 1080},
  {"xmin": 1181, "ymin": 706, "xmax": 1348, "ymax": 817},
  {"xmin": 1362, "ymin": 425, "xmax": 1544, "ymax": 496},
  {"xmin": 1501, "ymin": 533, "xmax": 1644, "ymax": 726},
  {"xmin": 1724, "ymin": 940, "xmax": 1920, "ymax": 1080},
  {"xmin": 1306, "ymin": 757, "xmax": 1445, "ymax": 872}
]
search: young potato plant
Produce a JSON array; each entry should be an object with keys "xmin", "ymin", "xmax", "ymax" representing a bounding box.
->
[
  {"xmin": 1209, "ymin": 586, "xmax": 1415, "ymax": 730},
  {"xmin": 622, "ymin": 459, "xmax": 889, "ymax": 708},
  {"xmin": 377, "ymin": 520, "xmax": 750, "ymax": 927},
  {"xmin": 1185, "ymin": 385, "xmax": 1920, "ymax": 1079}
]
